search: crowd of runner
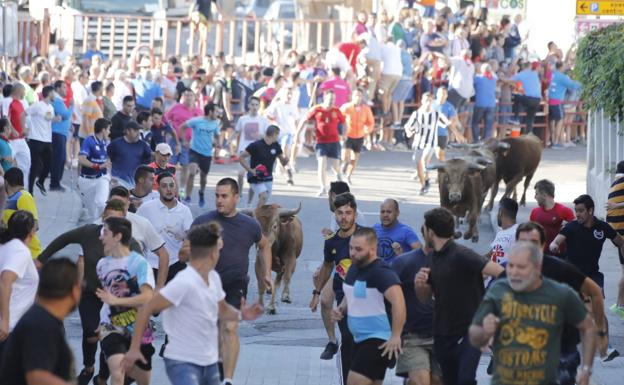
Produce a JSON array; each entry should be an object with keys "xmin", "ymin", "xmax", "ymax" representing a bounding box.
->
[{"xmin": 0, "ymin": 1, "xmax": 621, "ymax": 385}]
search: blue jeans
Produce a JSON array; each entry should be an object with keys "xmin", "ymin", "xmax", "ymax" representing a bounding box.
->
[
  {"xmin": 164, "ymin": 358, "xmax": 220, "ymax": 385},
  {"xmin": 471, "ymin": 106, "xmax": 495, "ymax": 142},
  {"xmin": 50, "ymin": 133, "xmax": 67, "ymax": 188}
]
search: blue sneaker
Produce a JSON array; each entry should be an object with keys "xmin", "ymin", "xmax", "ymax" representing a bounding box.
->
[
  {"xmin": 198, "ymin": 194, "xmax": 205, "ymax": 208},
  {"xmin": 183, "ymin": 196, "xmax": 191, "ymax": 205}
]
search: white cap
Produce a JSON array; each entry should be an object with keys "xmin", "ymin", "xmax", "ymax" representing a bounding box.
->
[{"xmin": 155, "ymin": 143, "xmax": 173, "ymax": 155}]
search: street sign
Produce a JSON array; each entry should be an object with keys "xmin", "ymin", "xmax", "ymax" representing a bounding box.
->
[
  {"xmin": 577, "ymin": 0, "xmax": 624, "ymax": 15},
  {"xmin": 576, "ymin": 18, "xmax": 623, "ymax": 35}
]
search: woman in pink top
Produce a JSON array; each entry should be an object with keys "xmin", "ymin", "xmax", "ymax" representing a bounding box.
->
[{"xmin": 164, "ymin": 88, "xmax": 202, "ymax": 199}]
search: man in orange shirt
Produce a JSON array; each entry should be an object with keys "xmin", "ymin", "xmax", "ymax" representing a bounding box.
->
[{"xmin": 340, "ymin": 89, "xmax": 374, "ymax": 184}]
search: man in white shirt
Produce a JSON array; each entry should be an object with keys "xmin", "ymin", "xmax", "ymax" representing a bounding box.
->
[
  {"xmin": 48, "ymin": 38, "xmax": 71, "ymax": 66},
  {"xmin": 71, "ymin": 70, "xmax": 89, "ymax": 140},
  {"xmin": 121, "ymin": 221, "xmax": 263, "ymax": 385},
  {"xmin": 264, "ymin": 88, "xmax": 299, "ymax": 180},
  {"xmin": 488, "ymin": 197, "xmax": 519, "ymax": 267},
  {"xmin": 446, "ymin": 48, "xmax": 475, "ymax": 112},
  {"xmin": 26, "ymin": 85, "xmax": 55, "ymax": 196},
  {"xmin": 137, "ymin": 173, "xmax": 193, "ymax": 284},
  {"xmin": 235, "ymin": 96, "xmax": 269, "ymax": 204},
  {"xmin": 378, "ymin": 39, "xmax": 403, "ymax": 146}
]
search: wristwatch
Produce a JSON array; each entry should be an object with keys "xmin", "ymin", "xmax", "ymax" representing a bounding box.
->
[
  {"xmin": 597, "ymin": 330, "xmax": 607, "ymax": 337},
  {"xmin": 580, "ymin": 365, "xmax": 592, "ymax": 375},
  {"xmin": 312, "ymin": 289, "xmax": 321, "ymax": 296}
]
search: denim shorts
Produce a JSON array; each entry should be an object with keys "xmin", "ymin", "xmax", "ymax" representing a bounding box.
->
[
  {"xmin": 170, "ymin": 138, "xmax": 190, "ymax": 166},
  {"xmin": 164, "ymin": 358, "xmax": 220, "ymax": 385}
]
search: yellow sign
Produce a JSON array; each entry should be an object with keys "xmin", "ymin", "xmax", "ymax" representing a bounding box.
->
[{"xmin": 577, "ymin": 0, "xmax": 624, "ymax": 15}]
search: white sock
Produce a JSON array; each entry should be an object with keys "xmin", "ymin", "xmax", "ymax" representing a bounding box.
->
[{"xmin": 223, "ymin": 378, "xmax": 233, "ymax": 385}]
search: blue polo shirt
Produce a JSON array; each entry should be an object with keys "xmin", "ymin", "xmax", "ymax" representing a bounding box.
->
[
  {"xmin": 80, "ymin": 135, "xmax": 109, "ymax": 177},
  {"xmin": 107, "ymin": 137, "xmax": 152, "ymax": 185},
  {"xmin": 373, "ymin": 221, "xmax": 420, "ymax": 263},
  {"xmin": 473, "ymin": 75, "xmax": 497, "ymax": 108},
  {"xmin": 435, "ymin": 101, "xmax": 456, "ymax": 137},
  {"xmin": 187, "ymin": 117, "xmax": 219, "ymax": 157},
  {"xmin": 51, "ymin": 96, "xmax": 72, "ymax": 136},
  {"xmin": 133, "ymin": 79, "xmax": 163, "ymax": 109},
  {"xmin": 513, "ymin": 70, "xmax": 541, "ymax": 98}
]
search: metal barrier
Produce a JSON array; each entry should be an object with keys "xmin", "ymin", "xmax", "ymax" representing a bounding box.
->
[{"xmin": 587, "ymin": 110, "xmax": 623, "ymax": 219}]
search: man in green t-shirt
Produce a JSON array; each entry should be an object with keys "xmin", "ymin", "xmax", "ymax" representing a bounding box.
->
[{"xmin": 469, "ymin": 241, "xmax": 596, "ymax": 385}]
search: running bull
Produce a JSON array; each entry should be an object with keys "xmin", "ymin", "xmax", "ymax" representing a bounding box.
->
[
  {"xmin": 241, "ymin": 203, "xmax": 303, "ymax": 314},
  {"xmin": 428, "ymin": 158, "xmax": 486, "ymax": 242}
]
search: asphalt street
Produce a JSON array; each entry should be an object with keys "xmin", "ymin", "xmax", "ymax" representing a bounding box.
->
[{"xmin": 36, "ymin": 144, "xmax": 624, "ymax": 384}]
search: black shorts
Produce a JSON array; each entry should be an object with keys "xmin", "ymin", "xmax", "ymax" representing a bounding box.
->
[
  {"xmin": 222, "ymin": 276, "xmax": 249, "ymax": 310},
  {"xmin": 100, "ymin": 333, "xmax": 155, "ymax": 371},
  {"xmin": 189, "ymin": 149, "xmax": 212, "ymax": 174},
  {"xmin": 72, "ymin": 123, "xmax": 80, "ymax": 139},
  {"xmin": 345, "ymin": 137, "xmax": 365, "ymax": 153},
  {"xmin": 351, "ymin": 338, "xmax": 396, "ymax": 381},
  {"xmin": 315, "ymin": 142, "xmax": 341, "ymax": 159},
  {"xmin": 447, "ymin": 89, "xmax": 467, "ymax": 110},
  {"xmin": 437, "ymin": 135, "xmax": 448, "ymax": 149},
  {"xmin": 220, "ymin": 116, "xmax": 232, "ymax": 131},
  {"xmin": 549, "ymin": 104, "xmax": 564, "ymax": 121}
]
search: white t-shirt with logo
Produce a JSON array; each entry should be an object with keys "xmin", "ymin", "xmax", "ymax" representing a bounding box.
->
[
  {"xmin": 160, "ymin": 267, "xmax": 225, "ymax": 366},
  {"xmin": 235, "ymin": 115, "xmax": 269, "ymax": 154},
  {"xmin": 0, "ymin": 239, "xmax": 39, "ymax": 331},
  {"xmin": 27, "ymin": 101, "xmax": 54, "ymax": 143},
  {"xmin": 490, "ymin": 223, "xmax": 519, "ymax": 265}
]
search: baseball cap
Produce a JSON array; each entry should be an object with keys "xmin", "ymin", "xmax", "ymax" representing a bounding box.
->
[{"xmin": 155, "ymin": 143, "xmax": 173, "ymax": 155}]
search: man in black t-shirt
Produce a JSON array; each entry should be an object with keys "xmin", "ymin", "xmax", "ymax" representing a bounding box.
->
[
  {"xmin": 0, "ymin": 259, "xmax": 80, "ymax": 385},
  {"xmin": 550, "ymin": 194, "xmax": 624, "ymax": 289},
  {"xmin": 514, "ymin": 221, "xmax": 612, "ymax": 384},
  {"xmin": 239, "ymin": 125, "xmax": 290, "ymax": 208},
  {"xmin": 310, "ymin": 193, "xmax": 360, "ymax": 385},
  {"xmin": 414, "ymin": 208, "xmax": 503, "ymax": 385}
]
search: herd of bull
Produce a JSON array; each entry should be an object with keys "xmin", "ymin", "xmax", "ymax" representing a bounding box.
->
[
  {"xmin": 236, "ymin": 134, "xmax": 543, "ymax": 314},
  {"xmin": 428, "ymin": 133, "xmax": 543, "ymax": 242}
]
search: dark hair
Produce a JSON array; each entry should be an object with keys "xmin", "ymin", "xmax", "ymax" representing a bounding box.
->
[
  {"xmin": 123, "ymin": 95, "xmax": 134, "ymax": 105},
  {"xmin": 103, "ymin": 199, "xmax": 126, "ymax": 213},
  {"xmin": 37, "ymin": 258, "xmax": 79, "ymax": 300},
  {"xmin": 248, "ymin": 96, "xmax": 260, "ymax": 105},
  {"xmin": 53, "ymin": 80, "xmax": 64, "ymax": 91},
  {"xmin": 330, "ymin": 181, "xmax": 350, "ymax": 195},
  {"xmin": 109, "ymin": 185, "xmax": 130, "ymax": 199},
  {"xmin": 216, "ymin": 177, "xmax": 239, "ymax": 195},
  {"xmin": 151, "ymin": 107, "xmax": 163, "ymax": 116},
  {"xmin": 617, "ymin": 160, "xmax": 624, "ymax": 174},
  {"xmin": 105, "ymin": 82, "xmax": 115, "ymax": 93},
  {"xmin": 157, "ymin": 172, "xmax": 175, "ymax": 185},
  {"xmin": 204, "ymin": 102, "xmax": 216, "ymax": 116},
  {"xmin": 91, "ymin": 80, "xmax": 103, "ymax": 94},
  {"xmin": 153, "ymin": 96, "xmax": 164, "ymax": 105},
  {"xmin": 516, "ymin": 221, "xmax": 546, "ymax": 245},
  {"xmin": 134, "ymin": 165, "xmax": 154, "ymax": 183},
  {"xmin": 4, "ymin": 167, "xmax": 24, "ymax": 187},
  {"xmin": 573, "ymin": 194, "xmax": 595, "ymax": 212},
  {"xmin": 352, "ymin": 227, "xmax": 377, "ymax": 245},
  {"xmin": 424, "ymin": 208, "xmax": 455, "ymax": 238},
  {"xmin": 0, "ymin": 117, "xmax": 9, "ymax": 134},
  {"xmin": 137, "ymin": 111, "xmax": 151, "ymax": 125},
  {"xmin": 266, "ymin": 124, "xmax": 280, "ymax": 137},
  {"xmin": 334, "ymin": 192, "xmax": 357, "ymax": 211},
  {"xmin": 125, "ymin": 121, "xmax": 141, "ymax": 131},
  {"xmin": 94, "ymin": 118, "xmax": 110, "ymax": 134},
  {"xmin": 187, "ymin": 221, "xmax": 222, "ymax": 259},
  {"xmin": 534, "ymin": 179, "xmax": 555, "ymax": 197},
  {"xmin": 104, "ymin": 216, "xmax": 132, "ymax": 246},
  {"xmin": 499, "ymin": 197, "xmax": 519, "ymax": 220},
  {"xmin": 41, "ymin": 85, "xmax": 55, "ymax": 99},
  {"xmin": 0, "ymin": 210, "xmax": 35, "ymax": 244},
  {"xmin": 2, "ymin": 84, "xmax": 12, "ymax": 98},
  {"xmin": 331, "ymin": 67, "xmax": 341, "ymax": 76}
]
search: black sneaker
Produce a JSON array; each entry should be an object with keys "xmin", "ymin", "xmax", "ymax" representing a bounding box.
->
[
  {"xmin": 320, "ymin": 341, "xmax": 339, "ymax": 360},
  {"xmin": 36, "ymin": 181, "xmax": 47, "ymax": 196},
  {"xmin": 77, "ymin": 368, "xmax": 94, "ymax": 385},
  {"xmin": 602, "ymin": 348, "xmax": 620, "ymax": 362}
]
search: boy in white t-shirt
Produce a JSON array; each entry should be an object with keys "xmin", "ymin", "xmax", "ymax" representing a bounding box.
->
[
  {"xmin": 122, "ymin": 221, "xmax": 263, "ymax": 385},
  {"xmin": 488, "ymin": 198, "xmax": 519, "ymax": 266}
]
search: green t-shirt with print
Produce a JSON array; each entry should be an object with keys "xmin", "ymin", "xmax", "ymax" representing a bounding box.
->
[{"xmin": 472, "ymin": 277, "xmax": 587, "ymax": 385}]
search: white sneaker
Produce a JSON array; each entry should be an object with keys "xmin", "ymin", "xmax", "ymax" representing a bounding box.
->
[{"xmin": 317, "ymin": 188, "xmax": 327, "ymax": 197}]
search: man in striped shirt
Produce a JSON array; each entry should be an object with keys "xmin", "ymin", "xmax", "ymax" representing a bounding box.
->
[
  {"xmin": 606, "ymin": 160, "xmax": 624, "ymax": 317},
  {"xmin": 405, "ymin": 92, "xmax": 449, "ymax": 195}
]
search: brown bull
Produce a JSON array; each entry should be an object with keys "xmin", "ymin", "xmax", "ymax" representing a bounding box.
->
[
  {"xmin": 242, "ymin": 203, "xmax": 303, "ymax": 314},
  {"xmin": 483, "ymin": 134, "xmax": 542, "ymax": 211},
  {"xmin": 428, "ymin": 158, "xmax": 486, "ymax": 242}
]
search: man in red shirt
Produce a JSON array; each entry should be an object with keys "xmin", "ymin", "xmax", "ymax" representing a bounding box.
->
[
  {"xmin": 294, "ymin": 91, "xmax": 345, "ymax": 196},
  {"xmin": 530, "ymin": 179, "xmax": 574, "ymax": 256},
  {"xmin": 7, "ymin": 83, "xmax": 31, "ymax": 186}
]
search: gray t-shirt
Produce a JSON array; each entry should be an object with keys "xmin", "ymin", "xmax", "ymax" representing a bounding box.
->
[{"xmin": 191, "ymin": 210, "xmax": 262, "ymax": 284}]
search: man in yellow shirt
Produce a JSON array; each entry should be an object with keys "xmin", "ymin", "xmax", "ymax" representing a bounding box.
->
[
  {"xmin": 79, "ymin": 81, "xmax": 104, "ymax": 141},
  {"xmin": 2, "ymin": 167, "xmax": 41, "ymax": 258},
  {"xmin": 340, "ymin": 89, "xmax": 374, "ymax": 183}
]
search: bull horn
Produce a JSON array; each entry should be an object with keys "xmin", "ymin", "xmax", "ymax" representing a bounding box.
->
[
  {"xmin": 497, "ymin": 142, "xmax": 511, "ymax": 149},
  {"xmin": 447, "ymin": 143, "xmax": 468, "ymax": 149},
  {"xmin": 238, "ymin": 208, "xmax": 254, "ymax": 217},
  {"xmin": 468, "ymin": 162, "xmax": 486, "ymax": 170},
  {"xmin": 473, "ymin": 156, "xmax": 493, "ymax": 165},
  {"xmin": 466, "ymin": 143, "xmax": 483, "ymax": 149},
  {"xmin": 426, "ymin": 162, "xmax": 446, "ymax": 171},
  {"xmin": 278, "ymin": 202, "xmax": 302, "ymax": 217}
]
